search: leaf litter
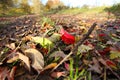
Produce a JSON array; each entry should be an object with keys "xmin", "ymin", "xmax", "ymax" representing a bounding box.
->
[{"xmin": 0, "ymin": 14, "xmax": 120, "ymax": 80}]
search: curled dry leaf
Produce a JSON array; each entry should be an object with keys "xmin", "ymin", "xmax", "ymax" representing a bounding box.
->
[
  {"xmin": 88, "ymin": 57, "xmax": 102, "ymax": 74},
  {"xmin": 49, "ymin": 51, "xmax": 67, "ymax": 59},
  {"xmin": 6, "ymin": 51, "xmax": 19, "ymax": 63},
  {"xmin": 5, "ymin": 43, "xmax": 16, "ymax": 50},
  {"xmin": 106, "ymin": 60, "xmax": 117, "ymax": 69},
  {"xmin": 9, "ymin": 66, "xmax": 17, "ymax": 80},
  {"xmin": 98, "ymin": 58, "xmax": 110, "ymax": 69},
  {"xmin": 0, "ymin": 67, "xmax": 9, "ymax": 80},
  {"xmin": 17, "ymin": 52, "xmax": 31, "ymax": 71},
  {"xmin": 7, "ymin": 51, "xmax": 31, "ymax": 71},
  {"xmin": 51, "ymin": 71, "xmax": 66, "ymax": 78},
  {"xmin": 25, "ymin": 48, "xmax": 44, "ymax": 72},
  {"xmin": 7, "ymin": 55, "xmax": 19, "ymax": 63},
  {"xmin": 77, "ymin": 44, "xmax": 93, "ymax": 54},
  {"xmin": 64, "ymin": 62, "xmax": 70, "ymax": 71}
]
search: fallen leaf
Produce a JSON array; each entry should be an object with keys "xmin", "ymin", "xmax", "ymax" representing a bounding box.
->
[
  {"xmin": 77, "ymin": 44, "xmax": 93, "ymax": 54},
  {"xmin": 110, "ymin": 50, "xmax": 120, "ymax": 59},
  {"xmin": 98, "ymin": 33, "xmax": 106, "ymax": 37},
  {"xmin": 9, "ymin": 66, "xmax": 17, "ymax": 80},
  {"xmin": 88, "ymin": 57, "xmax": 102, "ymax": 74},
  {"xmin": 0, "ymin": 66, "xmax": 16, "ymax": 80},
  {"xmin": 25, "ymin": 48, "xmax": 44, "ymax": 72},
  {"xmin": 6, "ymin": 43, "xmax": 16, "ymax": 50},
  {"xmin": 80, "ymin": 26, "xmax": 87, "ymax": 33},
  {"xmin": 31, "ymin": 36, "xmax": 54, "ymax": 49},
  {"xmin": 51, "ymin": 71, "xmax": 66, "ymax": 78},
  {"xmin": 7, "ymin": 55, "xmax": 19, "ymax": 63},
  {"xmin": 64, "ymin": 62, "xmax": 70, "ymax": 71},
  {"xmin": 104, "ymin": 47, "xmax": 111, "ymax": 53},
  {"xmin": 48, "ymin": 33, "xmax": 61, "ymax": 43},
  {"xmin": 49, "ymin": 51, "xmax": 67, "ymax": 59},
  {"xmin": 83, "ymin": 59, "xmax": 91, "ymax": 65},
  {"xmin": 0, "ymin": 67, "xmax": 8, "ymax": 80},
  {"xmin": 98, "ymin": 50, "xmax": 107, "ymax": 55},
  {"xmin": 106, "ymin": 60, "xmax": 117, "ymax": 69},
  {"xmin": 60, "ymin": 28, "xmax": 75, "ymax": 44},
  {"xmin": 98, "ymin": 58, "xmax": 110, "ymax": 69},
  {"xmin": 17, "ymin": 52, "xmax": 30, "ymax": 71}
]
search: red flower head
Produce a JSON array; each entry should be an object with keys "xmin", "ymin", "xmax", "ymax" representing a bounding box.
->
[{"xmin": 60, "ymin": 28, "xmax": 75, "ymax": 44}]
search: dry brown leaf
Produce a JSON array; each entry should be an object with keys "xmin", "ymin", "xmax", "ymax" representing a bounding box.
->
[
  {"xmin": 51, "ymin": 71, "xmax": 66, "ymax": 78},
  {"xmin": 25, "ymin": 48, "xmax": 44, "ymax": 72},
  {"xmin": 0, "ymin": 66, "xmax": 16, "ymax": 80},
  {"xmin": 0, "ymin": 67, "xmax": 8, "ymax": 80},
  {"xmin": 9, "ymin": 66, "xmax": 17, "ymax": 80},
  {"xmin": 49, "ymin": 51, "xmax": 67, "ymax": 59},
  {"xmin": 6, "ymin": 43, "xmax": 16, "ymax": 50},
  {"xmin": 98, "ymin": 58, "xmax": 109, "ymax": 68},
  {"xmin": 88, "ymin": 57, "xmax": 102, "ymax": 74},
  {"xmin": 7, "ymin": 55, "xmax": 19, "ymax": 63},
  {"xmin": 6, "ymin": 52, "xmax": 19, "ymax": 63},
  {"xmin": 17, "ymin": 52, "xmax": 31, "ymax": 71},
  {"xmin": 64, "ymin": 62, "xmax": 70, "ymax": 71},
  {"xmin": 83, "ymin": 59, "xmax": 91, "ymax": 65}
]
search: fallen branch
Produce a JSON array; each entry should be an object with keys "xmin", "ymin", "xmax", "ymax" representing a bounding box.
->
[{"xmin": 51, "ymin": 22, "xmax": 97, "ymax": 72}]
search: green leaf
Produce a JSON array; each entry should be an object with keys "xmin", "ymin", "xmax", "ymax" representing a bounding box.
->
[
  {"xmin": 110, "ymin": 50, "xmax": 120, "ymax": 59},
  {"xmin": 48, "ymin": 33, "xmax": 61, "ymax": 43},
  {"xmin": 31, "ymin": 37, "xmax": 54, "ymax": 49}
]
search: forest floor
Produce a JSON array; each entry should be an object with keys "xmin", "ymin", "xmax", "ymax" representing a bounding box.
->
[{"xmin": 0, "ymin": 12, "xmax": 120, "ymax": 80}]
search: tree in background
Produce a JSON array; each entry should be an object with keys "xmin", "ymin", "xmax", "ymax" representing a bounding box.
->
[
  {"xmin": 45, "ymin": 0, "xmax": 65, "ymax": 10},
  {"xmin": 81, "ymin": 4, "xmax": 89, "ymax": 9},
  {"xmin": 32, "ymin": 0, "xmax": 43, "ymax": 14},
  {"xmin": 12, "ymin": 0, "xmax": 19, "ymax": 7},
  {"xmin": 0, "ymin": 0, "xmax": 14, "ymax": 14},
  {"xmin": 20, "ymin": 0, "xmax": 31, "ymax": 13}
]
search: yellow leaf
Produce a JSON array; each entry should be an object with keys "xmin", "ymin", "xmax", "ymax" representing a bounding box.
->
[
  {"xmin": 110, "ymin": 50, "xmax": 120, "ymax": 59},
  {"xmin": 31, "ymin": 37, "xmax": 54, "ymax": 49}
]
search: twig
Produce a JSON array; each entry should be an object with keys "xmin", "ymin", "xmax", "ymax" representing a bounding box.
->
[
  {"xmin": 51, "ymin": 22, "xmax": 97, "ymax": 72},
  {"xmin": 14, "ymin": 41, "xmax": 22, "ymax": 51}
]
